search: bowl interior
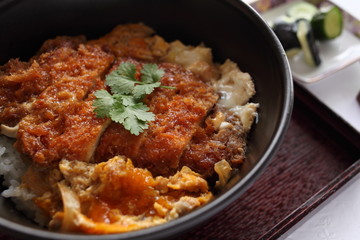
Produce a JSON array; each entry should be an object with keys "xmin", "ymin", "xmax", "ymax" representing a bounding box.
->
[{"xmin": 0, "ymin": 0, "xmax": 293, "ymax": 239}]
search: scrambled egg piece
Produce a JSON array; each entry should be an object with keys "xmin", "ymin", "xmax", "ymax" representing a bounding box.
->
[{"xmin": 44, "ymin": 156, "xmax": 212, "ymax": 234}]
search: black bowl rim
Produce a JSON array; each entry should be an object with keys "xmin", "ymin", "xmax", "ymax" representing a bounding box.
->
[{"xmin": 0, "ymin": 0, "xmax": 293, "ymax": 239}]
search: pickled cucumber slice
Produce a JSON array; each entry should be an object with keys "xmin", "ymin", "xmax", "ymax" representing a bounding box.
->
[{"xmin": 311, "ymin": 6, "xmax": 343, "ymax": 40}]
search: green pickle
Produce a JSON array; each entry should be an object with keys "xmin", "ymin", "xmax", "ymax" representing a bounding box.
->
[{"xmin": 311, "ymin": 6, "xmax": 343, "ymax": 40}]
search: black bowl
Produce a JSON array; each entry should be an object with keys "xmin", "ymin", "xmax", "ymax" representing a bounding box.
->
[{"xmin": 0, "ymin": 0, "xmax": 293, "ymax": 239}]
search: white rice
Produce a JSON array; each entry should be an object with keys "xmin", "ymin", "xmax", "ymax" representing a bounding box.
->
[{"xmin": 0, "ymin": 136, "xmax": 48, "ymax": 226}]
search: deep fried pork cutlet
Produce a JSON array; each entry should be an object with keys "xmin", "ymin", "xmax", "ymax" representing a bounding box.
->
[
  {"xmin": 1, "ymin": 23, "xmax": 253, "ymax": 177},
  {"xmin": 13, "ymin": 43, "xmax": 115, "ymax": 163},
  {"xmin": 0, "ymin": 36, "xmax": 87, "ymax": 127}
]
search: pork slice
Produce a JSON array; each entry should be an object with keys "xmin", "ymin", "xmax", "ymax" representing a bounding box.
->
[
  {"xmin": 14, "ymin": 44, "xmax": 114, "ymax": 164},
  {"xmin": 0, "ymin": 36, "xmax": 87, "ymax": 127},
  {"xmin": 179, "ymin": 109, "xmax": 247, "ymax": 178},
  {"xmin": 95, "ymin": 61, "xmax": 218, "ymax": 176},
  {"xmin": 94, "ymin": 121, "xmax": 146, "ymax": 163},
  {"xmin": 89, "ymin": 23, "xmax": 169, "ymax": 61}
]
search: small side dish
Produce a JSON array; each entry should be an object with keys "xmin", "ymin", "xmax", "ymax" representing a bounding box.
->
[
  {"xmin": 271, "ymin": 1, "xmax": 343, "ymax": 67},
  {"xmin": 0, "ymin": 23, "xmax": 258, "ymax": 234}
]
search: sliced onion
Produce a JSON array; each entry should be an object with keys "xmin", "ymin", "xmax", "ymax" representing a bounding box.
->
[
  {"xmin": 58, "ymin": 182, "xmax": 81, "ymax": 232},
  {"xmin": 0, "ymin": 124, "xmax": 19, "ymax": 138}
]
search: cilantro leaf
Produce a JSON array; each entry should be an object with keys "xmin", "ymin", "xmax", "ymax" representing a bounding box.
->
[
  {"xmin": 105, "ymin": 62, "xmax": 137, "ymax": 94},
  {"xmin": 93, "ymin": 62, "xmax": 174, "ymax": 136},
  {"xmin": 128, "ymin": 103, "xmax": 155, "ymax": 122},
  {"xmin": 109, "ymin": 101, "xmax": 154, "ymax": 123},
  {"xmin": 114, "ymin": 94, "xmax": 137, "ymax": 106},
  {"xmin": 93, "ymin": 90, "xmax": 114, "ymax": 118},
  {"xmin": 124, "ymin": 117, "xmax": 149, "ymax": 136},
  {"xmin": 109, "ymin": 102, "xmax": 154, "ymax": 135},
  {"xmin": 141, "ymin": 63, "xmax": 165, "ymax": 83},
  {"xmin": 133, "ymin": 82, "xmax": 161, "ymax": 99}
]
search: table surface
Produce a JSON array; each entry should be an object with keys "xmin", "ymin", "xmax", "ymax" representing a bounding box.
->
[{"xmin": 279, "ymin": 169, "xmax": 360, "ymax": 240}]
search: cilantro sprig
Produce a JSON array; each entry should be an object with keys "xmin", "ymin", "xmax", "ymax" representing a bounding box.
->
[{"xmin": 93, "ymin": 62, "xmax": 175, "ymax": 135}]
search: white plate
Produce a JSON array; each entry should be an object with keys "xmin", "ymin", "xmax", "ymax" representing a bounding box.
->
[{"xmin": 261, "ymin": 1, "xmax": 360, "ymax": 83}]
